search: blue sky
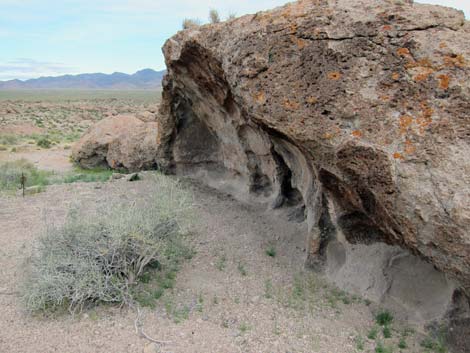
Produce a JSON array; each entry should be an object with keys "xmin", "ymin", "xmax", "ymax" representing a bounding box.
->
[{"xmin": 0, "ymin": 0, "xmax": 468, "ymax": 81}]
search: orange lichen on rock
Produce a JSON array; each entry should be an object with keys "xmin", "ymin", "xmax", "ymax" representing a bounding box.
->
[
  {"xmin": 327, "ymin": 71, "xmax": 342, "ymax": 80},
  {"xmin": 380, "ymin": 95, "xmax": 390, "ymax": 101},
  {"xmin": 254, "ymin": 91, "xmax": 266, "ymax": 104},
  {"xmin": 438, "ymin": 74, "xmax": 450, "ymax": 89},
  {"xmin": 413, "ymin": 68, "xmax": 434, "ymax": 82},
  {"xmin": 351, "ymin": 130, "xmax": 363, "ymax": 138},
  {"xmin": 392, "ymin": 72, "xmax": 400, "ymax": 80},
  {"xmin": 322, "ymin": 132, "xmax": 334, "ymax": 139},
  {"xmin": 295, "ymin": 37, "xmax": 306, "ymax": 49},
  {"xmin": 393, "ymin": 152, "xmax": 404, "ymax": 160},
  {"xmin": 397, "ymin": 47, "xmax": 411, "ymax": 57},
  {"xmin": 399, "ymin": 115, "xmax": 414, "ymax": 134},
  {"xmin": 415, "ymin": 58, "xmax": 434, "ymax": 69},
  {"xmin": 405, "ymin": 58, "xmax": 436, "ymax": 71},
  {"xmin": 382, "ymin": 25, "xmax": 392, "ymax": 31},
  {"xmin": 290, "ymin": 23, "xmax": 298, "ymax": 34},
  {"xmin": 283, "ymin": 98, "xmax": 300, "ymax": 110},
  {"xmin": 443, "ymin": 54, "xmax": 466, "ymax": 68},
  {"xmin": 306, "ymin": 96, "xmax": 318, "ymax": 104},
  {"xmin": 439, "ymin": 42, "xmax": 448, "ymax": 49},
  {"xmin": 421, "ymin": 102, "xmax": 434, "ymax": 120},
  {"xmin": 416, "ymin": 102, "xmax": 434, "ymax": 133},
  {"xmin": 404, "ymin": 139, "xmax": 416, "ymax": 154}
]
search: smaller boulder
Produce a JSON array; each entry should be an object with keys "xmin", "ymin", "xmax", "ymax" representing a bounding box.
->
[
  {"xmin": 126, "ymin": 173, "xmax": 140, "ymax": 182},
  {"xmin": 72, "ymin": 115, "xmax": 159, "ymax": 172}
]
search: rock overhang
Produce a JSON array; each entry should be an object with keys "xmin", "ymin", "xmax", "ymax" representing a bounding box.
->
[{"xmin": 157, "ymin": 0, "xmax": 470, "ymax": 349}]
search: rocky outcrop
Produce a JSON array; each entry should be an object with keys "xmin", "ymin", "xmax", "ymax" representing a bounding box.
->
[
  {"xmin": 157, "ymin": 0, "xmax": 470, "ymax": 347},
  {"xmin": 72, "ymin": 115, "xmax": 158, "ymax": 171}
]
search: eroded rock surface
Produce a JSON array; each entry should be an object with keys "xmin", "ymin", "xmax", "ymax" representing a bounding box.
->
[
  {"xmin": 157, "ymin": 0, "xmax": 469, "ymax": 346},
  {"xmin": 72, "ymin": 115, "xmax": 158, "ymax": 171}
]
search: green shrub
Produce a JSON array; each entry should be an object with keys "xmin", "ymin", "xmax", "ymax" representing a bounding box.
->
[
  {"xmin": 376, "ymin": 310, "xmax": 393, "ymax": 326},
  {"xmin": 0, "ymin": 159, "xmax": 52, "ymax": 192},
  {"xmin": 355, "ymin": 335, "xmax": 365, "ymax": 351},
  {"xmin": 421, "ymin": 336, "xmax": 447, "ymax": 353},
  {"xmin": 21, "ymin": 174, "xmax": 194, "ymax": 313},
  {"xmin": 36, "ymin": 136, "xmax": 52, "ymax": 148},
  {"xmin": 266, "ymin": 245, "xmax": 276, "ymax": 257},
  {"xmin": 0, "ymin": 134, "xmax": 18, "ymax": 146},
  {"xmin": 398, "ymin": 338, "xmax": 407, "ymax": 349}
]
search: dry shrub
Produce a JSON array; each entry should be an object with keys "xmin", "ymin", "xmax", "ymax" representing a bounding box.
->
[
  {"xmin": 182, "ymin": 18, "xmax": 201, "ymax": 30},
  {"xmin": 22, "ymin": 174, "xmax": 194, "ymax": 313},
  {"xmin": 209, "ymin": 9, "xmax": 220, "ymax": 24},
  {"xmin": 0, "ymin": 159, "xmax": 51, "ymax": 192}
]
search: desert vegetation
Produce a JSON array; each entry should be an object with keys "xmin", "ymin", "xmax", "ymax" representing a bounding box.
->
[
  {"xmin": 209, "ymin": 9, "xmax": 221, "ymax": 24},
  {"xmin": 0, "ymin": 90, "xmax": 160, "ymax": 153},
  {"xmin": 22, "ymin": 174, "xmax": 194, "ymax": 313},
  {"xmin": 0, "ymin": 159, "xmax": 113, "ymax": 194},
  {"xmin": 182, "ymin": 9, "xmax": 236, "ymax": 29},
  {"xmin": 0, "ymin": 159, "xmax": 52, "ymax": 192}
]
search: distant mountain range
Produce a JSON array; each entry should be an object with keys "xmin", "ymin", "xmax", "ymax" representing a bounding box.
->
[{"xmin": 0, "ymin": 69, "xmax": 166, "ymax": 90}]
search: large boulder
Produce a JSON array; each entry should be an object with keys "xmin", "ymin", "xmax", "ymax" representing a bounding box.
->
[
  {"xmin": 157, "ymin": 0, "xmax": 470, "ymax": 345},
  {"xmin": 72, "ymin": 115, "xmax": 158, "ymax": 171}
]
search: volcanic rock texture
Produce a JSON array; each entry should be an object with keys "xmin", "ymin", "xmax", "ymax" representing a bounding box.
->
[
  {"xmin": 157, "ymin": 0, "xmax": 470, "ymax": 347},
  {"xmin": 73, "ymin": 115, "xmax": 159, "ymax": 171}
]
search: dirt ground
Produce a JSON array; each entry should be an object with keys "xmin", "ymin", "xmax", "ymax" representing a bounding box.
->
[
  {"xmin": 0, "ymin": 147, "xmax": 427, "ymax": 352},
  {"xmin": 0, "ymin": 147, "xmax": 73, "ymax": 172}
]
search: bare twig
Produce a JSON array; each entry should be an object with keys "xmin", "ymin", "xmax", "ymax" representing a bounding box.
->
[{"xmin": 133, "ymin": 305, "xmax": 172, "ymax": 345}]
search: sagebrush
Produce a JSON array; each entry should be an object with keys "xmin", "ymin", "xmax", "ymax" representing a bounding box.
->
[
  {"xmin": 0, "ymin": 159, "xmax": 51, "ymax": 192},
  {"xmin": 22, "ymin": 174, "xmax": 194, "ymax": 313}
]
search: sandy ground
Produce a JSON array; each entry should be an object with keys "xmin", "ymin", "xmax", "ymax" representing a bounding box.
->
[
  {"xmin": 0, "ymin": 147, "xmax": 73, "ymax": 172},
  {"xmin": 0, "ymin": 164, "xmax": 429, "ymax": 353}
]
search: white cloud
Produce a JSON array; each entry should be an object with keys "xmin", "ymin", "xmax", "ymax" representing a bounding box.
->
[{"xmin": 0, "ymin": 59, "xmax": 78, "ymax": 81}]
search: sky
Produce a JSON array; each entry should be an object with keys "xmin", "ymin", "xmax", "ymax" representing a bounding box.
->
[{"xmin": 0, "ymin": 0, "xmax": 468, "ymax": 81}]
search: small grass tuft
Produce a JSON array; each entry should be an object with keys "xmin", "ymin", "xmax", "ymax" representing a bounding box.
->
[
  {"xmin": 239, "ymin": 322, "xmax": 250, "ymax": 333},
  {"xmin": 420, "ymin": 336, "xmax": 447, "ymax": 353},
  {"xmin": 383, "ymin": 325, "xmax": 392, "ymax": 339},
  {"xmin": 264, "ymin": 279, "xmax": 274, "ymax": 299},
  {"xmin": 376, "ymin": 310, "xmax": 394, "ymax": 326},
  {"xmin": 398, "ymin": 337, "xmax": 407, "ymax": 349},
  {"xmin": 216, "ymin": 254, "xmax": 226, "ymax": 271},
  {"xmin": 368, "ymin": 326, "xmax": 379, "ymax": 340},
  {"xmin": 36, "ymin": 136, "xmax": 52, "ymax": 149},
  {"xmin": 375, "ymin": 341, "xmax": 393, "ymax": 353},
  {"xmin": 237, "ymin": 262, "xmax": 247, "ymax": 276},
  {"xmin": 355, "ymin": 335, "xmax": 365, "ymax": 351},
  {"xmin": 266, "ymin": 245, "xmax": 276, "ymax": 257}
]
